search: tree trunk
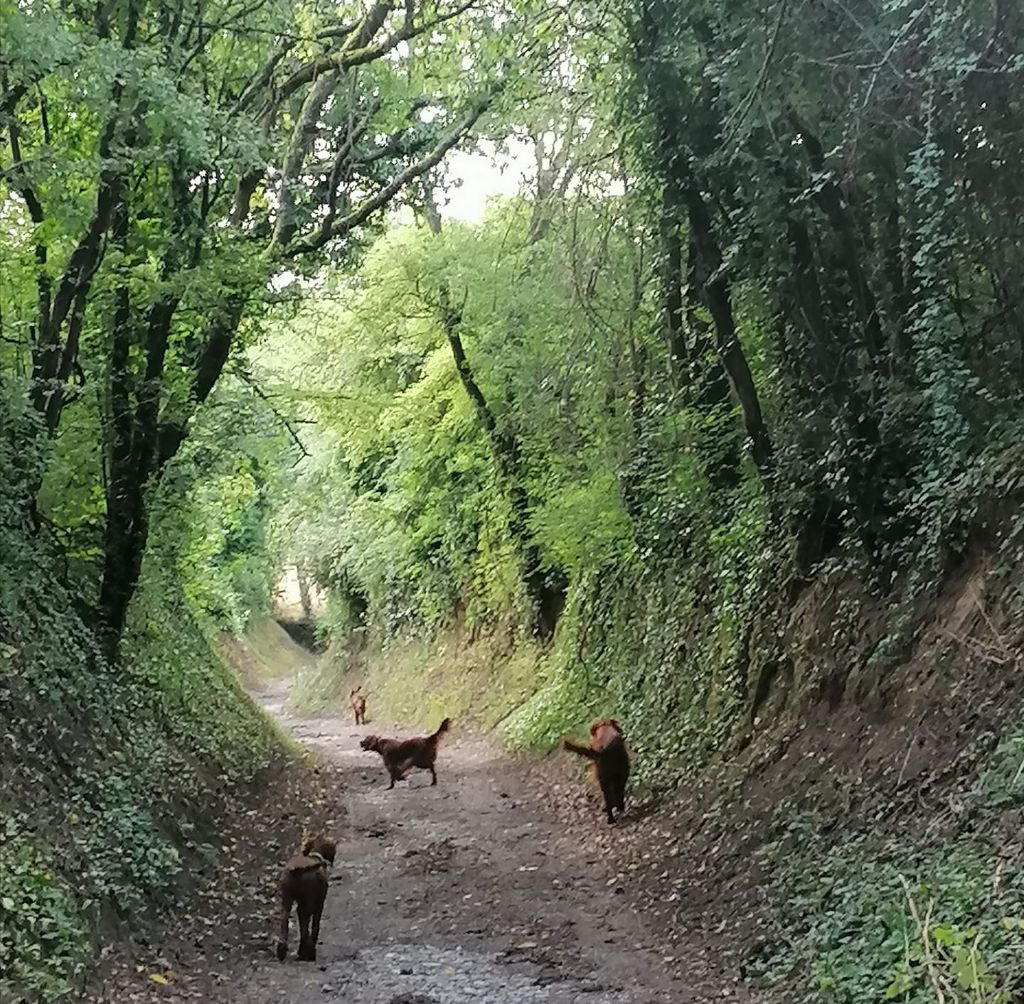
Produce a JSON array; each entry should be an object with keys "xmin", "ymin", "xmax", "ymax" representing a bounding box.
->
[
  {"xmin": 681, "ymin": 231, "xmax": 743, "ymax": 491},
  {"xmin": 297, "ymin": 568, "xmax": 313, "ymax": 620},
  {"xmin": 438, "ymin": 285, "xmax": 564, "ymax": 638},
  {"xmin": 686, "ymin": 189, "xmax": 774, "ymax": 480},
  {"xmin": 787, "ymin": 111, "xmax": 886, "ymax": 363},
  {"xmin": 97, "ymin": 188, "xmax": 141, "ymax": 660},
  {"xmin": 420, "ymin": 185, "xmax": 565, "ymax": 638},
  {"xmin": 659, "ymin": 184, "xmax": 688, "ymax": 383},
  {"xmin": 785, "ymin": 214, "xmax": 882, "ymax": 556},
  {"xmin": 633, "ymin": 0, "xmax": 762, "ymax": 490}
]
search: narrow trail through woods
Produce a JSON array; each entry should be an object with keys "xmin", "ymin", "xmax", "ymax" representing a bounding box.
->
[
  {"xmin": 236, "ymin": 686, "xmax": 684, "ymax": 1003},
  {"xmin": 82, "ymin": 657, "xmax": 747, "ymax": 1004}
]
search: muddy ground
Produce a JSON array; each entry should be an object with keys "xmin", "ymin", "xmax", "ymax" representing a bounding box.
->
[{"xmin": 79, "ymin": 681, "xmax": 758, "ymax": 1004}]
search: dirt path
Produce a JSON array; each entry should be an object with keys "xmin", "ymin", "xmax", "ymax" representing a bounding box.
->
[
  {"xmin": 249, "ymin": 688, "xmax": 682, "ymax": 1003},
  {"xmin": 82, "ymin": 683, "xmax": 701, "ymax": 1004}
]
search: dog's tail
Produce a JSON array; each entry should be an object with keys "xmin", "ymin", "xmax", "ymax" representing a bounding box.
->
[
  {"xmin": 563, "ymin": 738, "xmax": 602, "ymax": 761},
  {"xmin": 431, "ymin": 717, "xmax": 451, "ymax": 740}
]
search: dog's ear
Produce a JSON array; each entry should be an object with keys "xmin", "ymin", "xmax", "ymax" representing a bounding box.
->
[
  {"xmin": 321, "ymin": 837, "xmax": 337, "ymax": 863},
  {"xmin": 608, "ymin": 718, "xmax": 622, "ymax": 732},
  {"xmin": 301, "ymin": 834, "xmax": 315, "ymax": 855},
  {"xmin": 589, "ymin": 721, "xmax": 601, "ymax": 736}
]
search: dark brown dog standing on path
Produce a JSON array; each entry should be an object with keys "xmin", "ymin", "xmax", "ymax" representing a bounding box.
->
[
  {"xmin": 359, "ymin": 717, "xmax": 451, "ymax": 789},
  {"xmin": 563, "ymin": 718, "xmax": 630, "ymax": 824},
  {"xmin": 276, "ymin": 834, "xmax": 336, "ymax": 962},
  {"xmin": 350, "ymin": 687, "xmax": 366, "ymax": 725}
]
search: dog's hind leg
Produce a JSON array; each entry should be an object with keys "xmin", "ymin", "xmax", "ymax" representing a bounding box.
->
[
  {"xmin": 311, "ymin": 886, "xmax": 327, "ymax": 952},
  {"xmin": 389, "ymin": 759, "xmax": 414, "ymax": 788},
  {"xmin": 297, "ymin": 902, "xmax": 315, "ymax": 961},
  {"xmin": 599, "ymin": 772, "xmax": 618, "ymax": 824}
]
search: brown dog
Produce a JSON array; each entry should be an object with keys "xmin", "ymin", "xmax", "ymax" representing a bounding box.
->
[
  {"xmin": 359, "ymin": 718, "xmax": 450, "ymax": 789},
  {"xmin": 350, "ymin": 687, "xmax": 366, "ymax": 725},
  {"xmin": 276, "ymin": 834, "xmax": 336, "ymax": 962},
  {"xmin": 563, "ymin": 718, "xmax": 630, "ymax": 824}
]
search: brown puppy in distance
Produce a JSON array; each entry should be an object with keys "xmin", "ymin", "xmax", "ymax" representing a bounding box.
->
[
  {"xmin": 276, "ymin": 834, "xmax": 336, "ymax": 962},
  {"xmin": 360, "ymin": 718, "xmax": 450, "ymax": 789},
  {"xmin": 563, "ymin": 718, "xmax": 630, "ymax": 824},
  {"xmin": 350, "ymin": 687, "xmax": 366, "ymax": 725}
]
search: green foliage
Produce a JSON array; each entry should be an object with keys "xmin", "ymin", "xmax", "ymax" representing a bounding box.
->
[
  {"xmin": 505, "ymin": 488, "xmax": 768, "ymax": 788},
  {"xmin": 0, "ymin": 838, "xmax": 91, "ymax": 1003},
  {"xmin": 173, "ymin": 382, "xmax": 291, "ymax": 635},
  {"xmin": 753, "ymin": 822, "xmax": 1024, "ymax": 1003},
  {"xmin": 1, "ymin": 0, "xmax": 550, "ymax": 669},
  {"xmin": 981, "ymin": 732, "xmax": 1024, "ymax": 810},
  {"xmin": 74, "ymin": 767, "xmax": 182, "ymax": 906},
  {"xmin": 264, "ymin": 196, "xmax": 655, "ymax": 636},
  {"xmin": 529, "ymin": 470, "xmax": 633, "ymax": 575}
]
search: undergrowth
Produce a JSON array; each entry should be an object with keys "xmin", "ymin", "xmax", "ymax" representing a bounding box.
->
[
  {"xmin": 0, "ymin": 421, "xmax": 283, "ymax": 1001},
  {"xmin": 757, "ymin": 826, "xmax": 1024, "ymax": 1003},
  {"xmin": 755, "ymin": 722, "xmax": 1024, "ymax": 1004}
]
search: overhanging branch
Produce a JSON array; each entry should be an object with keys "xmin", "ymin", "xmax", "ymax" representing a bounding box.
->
[
  {"xmin": 285, "ymin": 89, "xmax": 495, "ymax": 258},
  {"xmin": 234, "ymin": 368, "xmax": 312, "ymax": 459}
]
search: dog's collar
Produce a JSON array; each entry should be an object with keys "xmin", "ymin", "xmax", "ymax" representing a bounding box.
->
[{"xmin": 307, "ymin": 851, "xmax": 330, "ymax": 867}]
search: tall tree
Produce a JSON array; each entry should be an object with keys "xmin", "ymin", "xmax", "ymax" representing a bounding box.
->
[
  {"xmin": 2, "ymin": 0, "xmax": 544, "ymax": 656},
  {"xmin": 631, "ymin": 0, "xmax": 773, "ymax": 495}
]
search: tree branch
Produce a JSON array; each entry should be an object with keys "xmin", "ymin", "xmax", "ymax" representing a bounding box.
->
[
  {"xmin": 232, "ymin": 37, "xmax": 296, "ymax": 116},
  {"xmin": 285, "ymin": 90, "xmax": 494, "ymax": 258},
  {"xmin": 270, "ymin": 67, "xmax": 340, "ymax": 247},
  {"xmin": 317, "ymin": 95, "xmax": 385, "ymax": 238},
  {"xmin": 235, "ymin": 368, "xmax": 311, "ymax": 459}
]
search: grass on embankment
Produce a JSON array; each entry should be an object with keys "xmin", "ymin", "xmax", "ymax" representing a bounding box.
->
[
  {"xmin": 218, "ymin": 617, "xmax": 318, "ymax": 692},
  {"xmin": 286, "ymin": 625, "xmax": 544, "ymax": 734}
]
